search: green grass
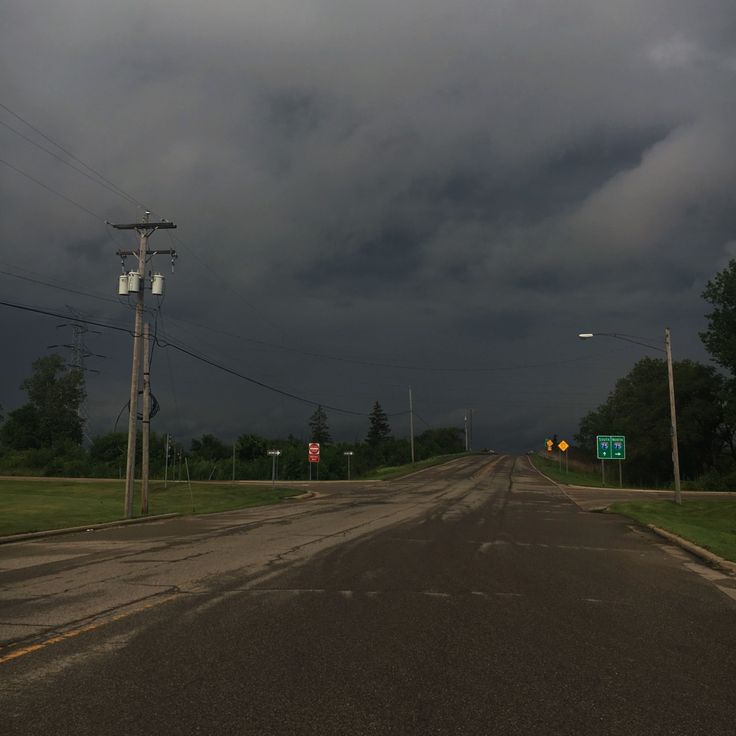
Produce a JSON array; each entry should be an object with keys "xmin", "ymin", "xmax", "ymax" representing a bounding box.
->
[
  {"xmin": 365, "ymin": 453, "xmax": 470, "ymax": 481},
  {"xmin": 530, "ymin": 453, "xmax": 611, "ymax": 487},
  {"xmin": 0, "ymin": 479, "xmax": 303, "ymax": 537},
  {"xmin": 609, "ymin": 500, "xmax": 736, "ymax": 562}
]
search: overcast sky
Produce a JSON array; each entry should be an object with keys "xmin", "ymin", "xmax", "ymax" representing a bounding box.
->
[{"xmin": 1, "ymin": 0, "xmax": 735, "ymax": 453}]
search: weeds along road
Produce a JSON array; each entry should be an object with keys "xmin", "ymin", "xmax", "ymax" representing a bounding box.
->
[{"xmin": 1, "ymin": 455, "xmax": 735, "ymax": 735}]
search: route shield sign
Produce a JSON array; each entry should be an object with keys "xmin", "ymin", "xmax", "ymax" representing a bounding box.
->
[
  {"xmin": 611, "ymin": 436, "xmax": 626, "ymax": 459},
  {"xmin": 596, "ymin": 436, "xmax": 612, "ymax": 460},
  {"xmin": 597, "ymin": 435, "xmax": 625, "ymax": 460}
]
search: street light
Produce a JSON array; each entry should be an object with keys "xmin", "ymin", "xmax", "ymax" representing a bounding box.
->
[
  {"xmin": 343, "ymin": 451, "xmax": 354, "ymax": 481},
  {"xmin": 578, "ymin": 330, "xmax": 682, "ymax": 504}
]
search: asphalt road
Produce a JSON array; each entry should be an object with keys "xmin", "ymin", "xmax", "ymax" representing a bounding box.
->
[{"xmin": 1, "ymin": 455, "xmax": 735, "ymax": 735}]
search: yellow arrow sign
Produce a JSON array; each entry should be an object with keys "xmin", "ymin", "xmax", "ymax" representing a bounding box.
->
[{"xmin": 558, "ymin": 440, "xmax": 569, "ymax": 452}]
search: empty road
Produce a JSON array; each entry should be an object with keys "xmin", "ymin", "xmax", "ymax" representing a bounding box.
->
[{"xmin": 1, "ymin": 455, "xmax": 735, "ymax": 735}]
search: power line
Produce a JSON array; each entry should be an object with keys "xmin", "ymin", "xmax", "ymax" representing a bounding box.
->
[
  {"xmin": 0, "ymin": 267, "xmax": 123, "ymax": 306},
  {"xmin": 0, "ymin": 117, "xmax": 142, "ymax": 207},
  {"xmin": 0, "ymin": 299, "xmax": 132, "ymax": 334},
  {"xmin": 154, "ymin": 334, "xmax": 369, "ymax": 417},
  {"xmin": 0, "ymin": 155, "xmax": 104, "ymax": 221},
  {"xmin": 0, "ymin": 100, "xmax": 148, "ymax": 211},
  {"xmin": 414, "ymin": 412, "xmax": 433, "ymax": 429},
  {"xmin": 0, "ymin": 297, "xmax": 392, "ymax": 418},
  {"xmin": 0, "ymin": 298, "xmax": 616, "ymax": 428},
  {"xmin": 0, "ymin": 246, "xmax": 628, "ymax": 378},
  {"xmin": 166, "ymin": 232, "xmax": 287, "ymax": 335}
]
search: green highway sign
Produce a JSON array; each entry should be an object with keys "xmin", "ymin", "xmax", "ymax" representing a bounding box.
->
[
  {"xmin": 611, "ymin": 436, "xmax": 626, "ymax": 459},
  {"xmin": 596, "ymin": 436, "xmax": 611, "ymax": 459},
  {"xmin": 597, "ymin": 435, "xmax": 626, "ymax": 460}
]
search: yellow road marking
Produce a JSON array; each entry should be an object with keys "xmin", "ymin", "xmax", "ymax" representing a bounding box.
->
[{"xmin": 0, "ymin": 593, "xmax": 179, "ymax": 665}]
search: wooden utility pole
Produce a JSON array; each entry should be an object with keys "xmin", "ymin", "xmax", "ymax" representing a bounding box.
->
[
  {"xmin": 409, "ymin": 385, "xmax": 415, "ymax": 465},
  {"xmin": 111, "ymin": 213, "xmax": 176, "ymax": 518},
  {"xmin": 665, "ymin": 328, "xmax": 682, "ymax": 504},
  {"xmin": 469, "ymin": 408, "xmax": 473, "ymax": 452},
  {"xmin": 141, "ymin": 322, "xmax": 151, "ymax": 514},
  {"xmin": 164, "ymin": 433, "xmax": 170, "ymax": 489}
]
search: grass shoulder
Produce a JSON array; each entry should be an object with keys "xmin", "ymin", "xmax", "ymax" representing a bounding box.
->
[
  {"xmin": 364, "ymin": 453, "xmax": 471, "ymax": 481},
  {"xmin": 609, "ymin": 499, "xmax": 736, "ymax": 563},
  {"xmin": 0, "ymin": 479, "xmax": 303, "ymax": 537},
  {"xmin": 529, "ymin": 453, "xmax": 610, "ymax": 487}
]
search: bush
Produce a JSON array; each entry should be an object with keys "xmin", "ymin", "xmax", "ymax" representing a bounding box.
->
[{"xmin": 688, "ymin": 467, "xmax": 736, "ymax": 492}]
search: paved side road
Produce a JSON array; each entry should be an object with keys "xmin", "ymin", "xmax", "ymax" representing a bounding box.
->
[{"xmin": 1, "ymin": 455, "xmax": 735, "ymax": 735}]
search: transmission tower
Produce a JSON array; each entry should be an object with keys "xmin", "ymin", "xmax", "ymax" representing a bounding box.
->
[{"xmin": 47, "ymin": 307, "xmax": 106, "ymax": 426}]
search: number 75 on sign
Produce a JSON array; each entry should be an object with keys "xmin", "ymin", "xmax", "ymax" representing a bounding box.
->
[{"xmin": 597, "ymin": 435, "xmax": 625, "ymax": 460}]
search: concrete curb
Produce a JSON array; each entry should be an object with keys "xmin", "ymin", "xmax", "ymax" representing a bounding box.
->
[
  {"xmin": 527, "ymin": 457, "xmax": 736, "ymax": 576},
  {"xmin": 644, "ymin": 523, "xmax": 736, "ymax": 576},
  {"xmin": 0, "ymin": 513, "xmax": 180, "ymax": 546}
]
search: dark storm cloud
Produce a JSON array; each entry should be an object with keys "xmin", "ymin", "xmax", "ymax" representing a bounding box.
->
[
  {"xmin": 65, "ymin": 237, "xmax": 109, "ymax": 265},
  {"xmin": 1, "ymin": 0, "xmax": 735, "ymax": 450},
  {"xmin": 300, "ymin": 224, "xmax": 423, "ymax": 291}
]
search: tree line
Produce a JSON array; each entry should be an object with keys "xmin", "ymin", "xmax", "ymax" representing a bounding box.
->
[
  {"xmin": 0, "ymin": 363, "xmax": 465, "ymax": 479},
  {"xmin": 573, "ymin": 259, "xmax": 736, "ymax": 489}
]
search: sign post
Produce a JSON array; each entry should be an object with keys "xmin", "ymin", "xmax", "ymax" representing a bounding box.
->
[
  {"xmin": 267, "ymin": 449, "xmax": 282, "ymax": 490},
  {"xmin": 308, "ymin": 442, "xmax": 320, "ymax": 481},
  {"xmin": 611, "ymin": 436, "xmax": 625, "ymax": 487},
  {"xmin": 558, "ymin": 440, "xmax": 569, "ymax": 473},
  {"xmin": 597, "ymin": 435, "xmax": 626, "ymax": 487}
]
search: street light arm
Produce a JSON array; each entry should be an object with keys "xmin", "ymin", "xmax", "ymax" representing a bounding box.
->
[{"xmin": 578, "ymin": 332, "xmax": 665, "ymax": 353}]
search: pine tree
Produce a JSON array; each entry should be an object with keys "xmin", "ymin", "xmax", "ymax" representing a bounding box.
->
[
  {"xmin": 366, "ymin": 401, "xmax": 391, "ymax": 446},
  {"xmin": 309, "ymin": 404, "xmax": 331, "ymax": 445}
]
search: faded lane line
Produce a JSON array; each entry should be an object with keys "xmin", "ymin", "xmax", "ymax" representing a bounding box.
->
[
  {"xmin": 469, "ymin": 455, "xmax": 504, "ymax": 481},
  {"xmin": 0, "ymin": 593, "xmax": 179, "ymax": 666}
]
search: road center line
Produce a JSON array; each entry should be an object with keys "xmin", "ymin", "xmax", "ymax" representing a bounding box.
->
[{"xmin": 0, "ymin": 592, "xmax": 179, "ymax": 666}]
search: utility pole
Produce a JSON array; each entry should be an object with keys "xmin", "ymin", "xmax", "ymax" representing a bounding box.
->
[
  {"xmin": 409, "ymin": 385, "xmax": 415, "ymax": 465},
  {"xmin": 141, "ymin": 322, "xmax": 151, "ymax": 514},
  {"xmin": 665, "ymin": 328, "xmax": 682, "ymax": 504},
  {"xmin": 464, "ymin": 410, "xmax": 469, "ymax": 452},
  {"xmin": 469, "ymin": 408, "xmax": 473, "ymax": 452},
  {"xmin": 111, "ymin": 213, "xmax": 176, "ymax": 518},
  {"xmin": 164, "ymin": 433, "xmax": 170, "ymax": 489}
]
